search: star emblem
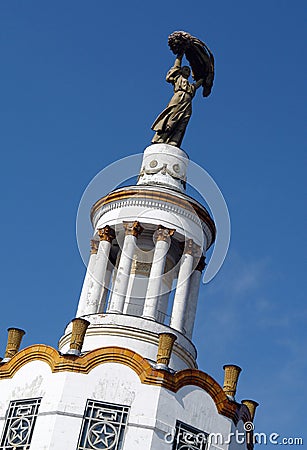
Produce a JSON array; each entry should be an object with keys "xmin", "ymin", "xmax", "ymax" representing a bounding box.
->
[
  {"xmin": 8, "ymin": 417, "xmax": 30, "ymax": 445},
  {"xmin": 88, "ymin": 422, "xmax": 117, "ymax": 449}
]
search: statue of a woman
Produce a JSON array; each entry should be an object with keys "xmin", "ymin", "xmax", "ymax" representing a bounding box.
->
[{"xmin": 151, "ymin": 52, "xmax": 203, "ymax": 148}]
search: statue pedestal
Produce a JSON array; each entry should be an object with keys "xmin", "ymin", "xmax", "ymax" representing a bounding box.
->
[{"xmin": 137, "ymin": 144, "xmax": 189, "ymax": 193}]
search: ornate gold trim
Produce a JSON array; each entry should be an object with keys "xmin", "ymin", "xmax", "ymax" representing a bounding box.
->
[
  {"xmin": 90, "ymin": 189, "xmax": 216, "ymax": 243},
  {"xmin": 98, "ymin": 225, "xmax": 115, "ymax": 243},
  {"xmin": 123, "ymin": 221, "xmax": 144, "ymax": 238},
  {"xmin": 0, "ymin": 345, "xmax": 250, "ymax": 425},
  {"xmin": 154, "ymin": 225, "xmax": 175, "ymax": 242}
]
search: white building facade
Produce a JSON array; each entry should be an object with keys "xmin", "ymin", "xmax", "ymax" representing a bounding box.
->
[{"xmin": 0, "ymin": 144, "xmax": 258, "ymax": 450}]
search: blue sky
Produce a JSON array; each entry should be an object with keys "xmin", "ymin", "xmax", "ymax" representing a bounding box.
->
[{"xmin": 0, "ymin": 1, "xmax": 306, "ymax": 447}]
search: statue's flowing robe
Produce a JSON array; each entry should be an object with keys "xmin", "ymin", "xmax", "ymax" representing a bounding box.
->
[{"xmin": 151, "ymin": 64, "xmax": 196, "ymax": 147}]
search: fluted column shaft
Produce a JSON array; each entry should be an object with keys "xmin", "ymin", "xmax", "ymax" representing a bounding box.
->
[
  {"xmin": 108, "ymin": 221, "xmax": 143, "ymax": 313},
  {"xmin": 143, "ymin": 226, "xmax": 175, "ymax": 321},
  {"xmin": 86, "ymin": 226, "xmax": 115, "ymax": 314},
  {"xmin": 76, "ymin": 240, "xmax": 98, "ymax": 317},
  {"xmin": 184, "ymin": 255, "xmax": 206, "ymax": 339},
  {"xmin": 170, "ymin": 240, "xmax": 200, "ymax": 334}
]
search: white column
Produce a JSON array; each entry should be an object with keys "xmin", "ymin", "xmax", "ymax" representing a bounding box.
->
[
  {"xmin": 170, "ymin": 240, "xmax": 200, "ymax": 334},
  {"xmin": 98, "ymin": 262, "xmax": 113, "ymax": 313},
  {"xmin": 108, "ymin": 221, "xmax": 143, "ymax": 313},
  {"xmin": 76, "ymin": 240, "xmax": 98, "ymax": 317},
  {"xmin": 184, "ymin": 255, "xmax": 206, "ymax": 339},
  {"xmin": 86, "ymin": 226, "xmax": 115, "ymax": 314},
  {"xmin": 142, "ymin": 226, "xmax": 175, "ymax": 320}
]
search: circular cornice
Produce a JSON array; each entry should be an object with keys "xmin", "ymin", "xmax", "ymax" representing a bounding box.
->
[{"xmin": 90, "ymin": 187, "xmax": 216, "ymax": 248}]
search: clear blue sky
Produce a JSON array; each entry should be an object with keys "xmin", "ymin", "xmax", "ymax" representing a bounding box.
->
[{"xmin": 0, "ymin": 1, "xmax": 306, "ymax": 447}]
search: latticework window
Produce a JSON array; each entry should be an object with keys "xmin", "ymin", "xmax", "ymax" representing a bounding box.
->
[
  {"xmin": 172, "ymin": 420, "xmax": 208, "ymax": 450},
  {"xmin": 0, "ymin": 398, "xmax": 41, "ymax": 450},
  {"xmin": 77, "ymin": 399, "xmax": 129, "ymax": 450}
]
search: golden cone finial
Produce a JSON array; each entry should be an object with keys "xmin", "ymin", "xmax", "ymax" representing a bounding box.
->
[
  {"xmin": 223, "ymin": 364, "xmax": 242, "ymax": 399},
  {"xmin": 241, "ymin": 399, "xmax": 259, "ymax": 421},
  {"xmin": 156, "ymin": 333, "xmax": 177, "ymax": 369},
  {"xmin": 4, "ymin": 328, "xmax": 26, "ymax": 360},
  {"xmin": 68, "ymin": 318, "xmax": 90, "ymax": 355}
]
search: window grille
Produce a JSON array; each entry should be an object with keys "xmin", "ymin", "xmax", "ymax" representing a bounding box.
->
[
  {"xmin": 172, "ymin": 420, "xmax": 208, "ymax": 450},
  {"xmin": 0, "ymin": 398, "xmax": 41, "ymax": 450},
  {"xmin": 77, "ymin": 399, "xmax": 129, "ymax": 450}
]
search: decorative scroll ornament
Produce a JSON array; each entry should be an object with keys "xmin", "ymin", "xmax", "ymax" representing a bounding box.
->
[{"xmin": 139, "ymin": 162, "xmax": 187, "ymax": 185}]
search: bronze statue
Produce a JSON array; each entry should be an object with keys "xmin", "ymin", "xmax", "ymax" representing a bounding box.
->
[{"xmin": 151, "ymin": 31, "xmax": 214, "ymax": 148}]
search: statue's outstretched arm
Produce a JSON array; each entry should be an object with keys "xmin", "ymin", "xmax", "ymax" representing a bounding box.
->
[
  {"xmin": 174, "ymin": 52, "xmax": 183, "ymax": 69},
  {"xmin": 166, "ymin": 52, "xmax": 184, "ymax": 83}
]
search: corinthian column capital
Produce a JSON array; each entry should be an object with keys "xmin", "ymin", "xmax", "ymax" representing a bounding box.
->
[
  {"xmin": 182, "ymin": 239, "xmax": 202, "ymax": 256},
  {"xmin": 154, "ymin": 225, "xmax": 175, "ymax": 243},
  {"xmin": 123, "ymin": 221, "xmax": 144, "ymax": 238},
  {"xmin": 98, "ymin": 225, "xmax": 115, "ymax": 243}
]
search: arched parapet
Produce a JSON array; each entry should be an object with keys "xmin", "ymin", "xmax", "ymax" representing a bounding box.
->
[{"xmin": 0, "ymin": 344, "xmax": 249, "ymax": 425}]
